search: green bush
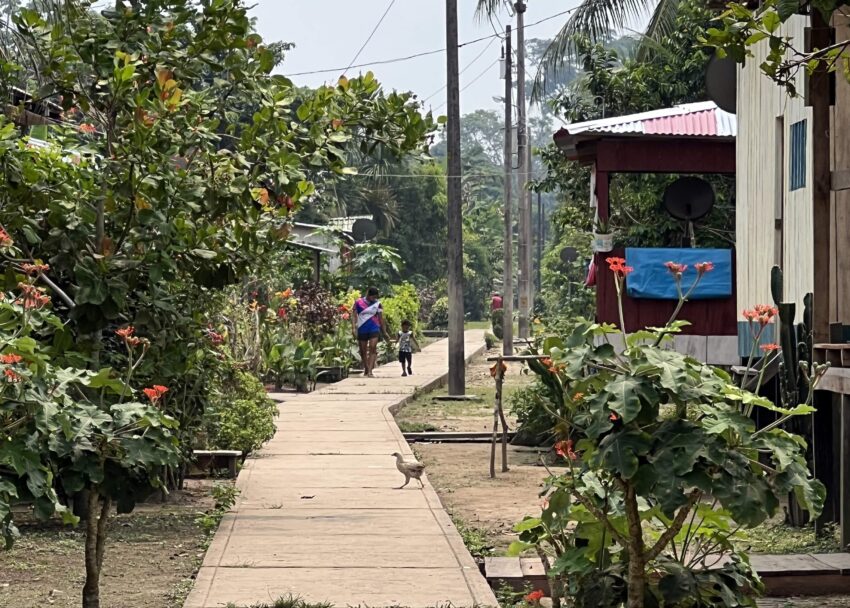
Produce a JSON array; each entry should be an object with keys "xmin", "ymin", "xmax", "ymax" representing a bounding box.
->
[
  {"xmin": 205, "ymin": 369, "xmax": 278, "ymax": 455},
  {"xmin": 382, "ymin": 282, "xmax": 421, "ymax": 336},
  {"xmin": 428, "ymin": 296, "xmax": 449, "ymax": 329},
  {"xmin": 508, "ymin": 382, "xmax": 556, "ymax": 447}
]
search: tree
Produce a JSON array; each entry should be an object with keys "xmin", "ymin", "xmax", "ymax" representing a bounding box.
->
[
  {"xmin": 0, "ymin": 1, "xmax": 437, "ymax": 605},
  {"xmin": 475, "ymin": 0, "xmax": 697, "ymax": 95}
]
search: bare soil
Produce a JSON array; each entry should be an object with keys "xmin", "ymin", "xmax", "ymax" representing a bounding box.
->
[
  {"xmin": 396, "ymin": 350, "xmax": 558, "ymax": 553},
  {"xmin": 0, "ymin": 479, "xmax": 216, "ymax": 608},
  {"xmin": 415, "ymin": 442, "xmax": 564, "ymax": 554}
]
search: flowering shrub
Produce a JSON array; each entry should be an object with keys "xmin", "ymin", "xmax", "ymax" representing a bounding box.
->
[
  {"xmin": 511, "ymin": 258, "xmax": 826, "ymax": 608},
  {"xmin": 0, "ymin": 282, "xmax": 179, "ymax": 604}
]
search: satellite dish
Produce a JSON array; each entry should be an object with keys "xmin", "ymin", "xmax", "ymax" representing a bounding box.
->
[
  {"xmin": 351, "ymin": 218, "xmax": 377, "ymax": 242},
  {"xmin": 663, "ymin": 177, "xmax": 715, "ymax": 221},
  {"xmin": 560, "ymin": 247, "xmax": 578, "ymax": 264},
  {"xmin": 705, "ymin": 55, "xmax": 737, "ymax": 114}
]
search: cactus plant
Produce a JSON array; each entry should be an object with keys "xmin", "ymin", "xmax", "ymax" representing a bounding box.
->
[{"xmin": 770, "ymin": 265, "xmax": 814, "ymax": 526}]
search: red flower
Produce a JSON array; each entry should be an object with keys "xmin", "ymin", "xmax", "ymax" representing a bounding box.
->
[
  {"xmin": 606, "ymin": 256, "xmax": 634, "ymax": 278},
  {"xmin": 609, "ymin": 413, "xmax": 619, "ymax": 422},
  {"xmin": 760, "ymin": 343, "xmax": 780, "ymax": 352},
  {"xmin": 143, "ymin": 385, "xmax": 168, "ymax": 404},
  {"xmin": 4, "ymin": 368, "xmax": 22, "ymax": 382},
  {"xmin": 554, "ymin": 439, "xmax": 579, "ymax": 461},
  {"xmin": 0, "ymin": 354, "xmax": 22, "ymax": 364},
  {"xmin": 695, "ymin": 261, "xmax": 715, "ymax": 275},
  {"xmin": 277, "ymin": 307, "xmax": 287, "ymax": 320},
  {"xmin": 0, "ymin": 228, "xmax": 12, "ymax": 248},
  {"xmin": 525, "ymin": 590, "xmax": 545, "ymax": 603},
  {"xmin": 541, "ymin": 357, "xmax": 552, "ymax": 368},
  {"xmin": 115, "ymin": 326, "xmax": 136, "ymax": 339},
  {"xmin": 342, "ymin": 312, "xmax": 350, "ymax": 321},
  {"xmin": 664, "ymin": 261, "xmax": 687, "ymax": 276},
  {"xmin": 79, "ymin": 123, "xmax": 97, "ymax": 135}
]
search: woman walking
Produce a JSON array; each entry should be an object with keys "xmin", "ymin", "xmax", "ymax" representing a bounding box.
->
[{"xmin": 352, "ymin": 287, "xmax": 390, "ymax": 377}]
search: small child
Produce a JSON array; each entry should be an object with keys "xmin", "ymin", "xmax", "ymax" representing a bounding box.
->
[{"xmin": 397, "ymin": 320, "xmax": 420, "ymax": 377}]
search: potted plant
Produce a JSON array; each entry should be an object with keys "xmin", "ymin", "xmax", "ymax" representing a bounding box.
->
[
  {"xmin": 591, "ymin": 216, "xmax": 613, "ymax": 253},
  {"xmin": 317, "ymin": 325, "xmax": 355, "ymax": 383}
]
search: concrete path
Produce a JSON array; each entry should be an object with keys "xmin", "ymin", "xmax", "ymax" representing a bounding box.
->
[{"xmin": 185, "ymin": 331, "xmax": 498, "ymax": 608}]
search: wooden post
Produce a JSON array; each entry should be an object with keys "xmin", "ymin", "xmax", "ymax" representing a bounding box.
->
[
  {"xmin": 445, "ymin": 0, "xmax": 465, "ymax": 395},
  {"xmin": 491, "ymin": 357, "xmax": 503, "ymax": 479},
  {"xmin": 502, "ymin": 25, "xmax": 514, "ymax": 356},
  {"xmin": 808, "ymin": 11, "xmax": 832, "ymax": 343},
  {"xmin": 515, "ymin": 0, "xmax": 530, "ymax": 340}
]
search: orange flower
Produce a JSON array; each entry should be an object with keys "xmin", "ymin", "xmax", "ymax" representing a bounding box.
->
[
  {"xmin": 695, "ymin": 261, "xmax": 715, "ymax": 275},
  {"xmin": 0, "ymin": 228, "xmax": 12, "ymax": 248},
  {"xmin": 525, "ymin": 590, "xmax": 545, "ymax": 603},
  {"xmin": 21, "ymin": 263, "xmax": 49, "ymax": 276},
  {"xmin": 609, "ymin": 412, "xmax": 619, "ymax": 422},
  {"xmin": 743, "ymin": 305, "xmax": 777, "ymax": 326},
  {"xmin": 554, "ymin": 439, "xmax": 579, "ymax": 461},
  {"xmin": 0, "ymin": 354, "xmax": 22, "ymax": 364},
  {"xmin": 15, "ymin": 283, "xmax": 50, "ymax": 309},
  {"xmin": 4, "ymin": 368, "xmax": 22, "ymax": 382},
  {"xmin": 606, "ymin": 256, "xmax": 633, "ymax": 278},
  {"xmin": 79, "ymin": 123, "xmax": 97, "ymax": 135},
  {"xmin": 760, "ymin": 343, "xmax": 780, "ymax": 352},
  {"xmin": 664, "ymin": 261, "xmax": 687, "ymax": 276},
  {"xmin": 143, "ymin": 386, "xmax": 168, "ymax": 403},
  {"xmin": 115, "ymin": 326, "xmax": 135, "ymax": 339},
  {"xmin": 541, "ymin": 357, "xmax": 552, "ymax": 368}
]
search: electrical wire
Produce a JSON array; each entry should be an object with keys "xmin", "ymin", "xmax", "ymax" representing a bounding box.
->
[
  {"xmin": 285, "ymin": 7, "xmax": 577, "ymax": 78},
  {"xmin": 432, "ymin": 58, "xmax": 501, "ymax": 112},
  {"xmin": 342, "ymin": 0, "xmax": 398, "ymax": 77},
  {"xmin": 421, "ymin": 35, "xmax": 499, "ymax": 103}
]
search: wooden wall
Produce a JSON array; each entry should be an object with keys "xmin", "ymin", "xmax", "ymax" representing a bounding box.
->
[
  {"xmin": 831, "ymin": 14, "xmax": 850, "ymax": 327},
  {"xmin": 736, "ymin": 15, "xmax": 812, "ymax": 349}
]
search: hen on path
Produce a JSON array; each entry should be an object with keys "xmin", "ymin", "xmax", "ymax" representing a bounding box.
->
[{"xmin": 392, "ymin": 452, "xmax": 425, "ymax": 489}]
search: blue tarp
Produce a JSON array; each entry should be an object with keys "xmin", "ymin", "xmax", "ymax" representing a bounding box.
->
[{"xmin": 624, "ymin": 248, "xmax": 732, "ymax": 300}]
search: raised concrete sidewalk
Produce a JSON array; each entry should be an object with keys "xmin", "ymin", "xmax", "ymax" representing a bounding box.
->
[{"xmin": 185, "ymin": 331, "xmax": 498, "ymax": 608}]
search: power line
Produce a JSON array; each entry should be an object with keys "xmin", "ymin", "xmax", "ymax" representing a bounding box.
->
[
  {"xmin": 421, "ymin": 36, "xmax": 498, "ymax": 103},
  {"xmin": 433, "ymin": 58, "xmax": 501, "ymax": 111},
  {"xmin": 285, "ymin": 7, "xmax": 576, "ymax": 78},
  {"xmin": 342, "ymin": 0, "xmax": 398, "ymax": 77}
]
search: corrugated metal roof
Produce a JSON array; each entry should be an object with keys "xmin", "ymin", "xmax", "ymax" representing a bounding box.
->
[{"xmin": 564, "ymin": 101, "xmax": 736, "ymax": 138}]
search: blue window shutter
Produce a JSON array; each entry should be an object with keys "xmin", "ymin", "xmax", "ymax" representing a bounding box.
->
[{"xmin": 790, "ymin": 120, "xmax": 807, "ymax": 191}]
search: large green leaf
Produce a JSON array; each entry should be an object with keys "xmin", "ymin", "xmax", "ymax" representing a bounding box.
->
[{"xmin": 594, "ymin": 429, "xmax": 652, "ymax": 479}]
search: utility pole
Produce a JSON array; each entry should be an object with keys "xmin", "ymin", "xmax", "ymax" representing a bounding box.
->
[
  {"xmin": 515, "ymin": 0, "xmax": 531, "ymax": 339},
  {"xmin": 537, "ymin": 191, "xmax": 543, "ymax": 292},
  {"xmin": 502, "ymin": 26, "xmax": 514, "ymax": 356},
  {"xmin": 445, "ymin": 0, "xmax": 465, "ymax": 395}
]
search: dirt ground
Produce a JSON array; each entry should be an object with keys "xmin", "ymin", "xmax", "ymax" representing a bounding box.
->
[
  {"xmin": 397, "ymin": 349, "xmax": 532, "ymax": 433},
  {"xmin": 0, "ymin": 479, "xmax": 216, "ymax": 608},
  {"xmin": 396, "ymin": 350, "xmax": 559, "ymax": 554},
  {"xmin": 414, "ymin": 443, "xmax": 564, "ymax": 554}
]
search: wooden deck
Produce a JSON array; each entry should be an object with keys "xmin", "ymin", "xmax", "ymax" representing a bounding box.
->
[{"xmin": 486, "ymin": 554, "xmax": 850, "ymax": 597}]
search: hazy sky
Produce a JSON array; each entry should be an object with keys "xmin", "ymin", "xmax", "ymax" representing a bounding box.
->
[{"xmin": 249, "ymin": 1, "xmax": 582, "ymax": 114}]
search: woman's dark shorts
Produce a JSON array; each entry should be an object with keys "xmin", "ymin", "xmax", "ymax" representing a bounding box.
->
[{"xmin": 358, "ymin": 331, "xmax": 381, "ymax": 343}]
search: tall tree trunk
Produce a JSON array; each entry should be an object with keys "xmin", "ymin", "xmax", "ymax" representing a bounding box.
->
[
  {"xmin": 624, "ymin": 483, "xmax": 645, "ymax": 608},
  {"xmin": 82, "ymin": 490, "xmax": 101, "ymax": 608},
  {"xmin": 82, "ymin": 489, "xmax": 111, "ymax": 608}
]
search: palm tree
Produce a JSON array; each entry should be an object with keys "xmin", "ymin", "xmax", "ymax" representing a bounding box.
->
[{"xmin": 475, "ymin": 0, "xmax": 682, "ymax": 95}]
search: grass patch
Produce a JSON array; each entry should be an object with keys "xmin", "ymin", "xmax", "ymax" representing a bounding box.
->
[
  {"xmin": 397, "ymin": 420, "xmax": 441, "ymax": 433},
  {"xmin": 226, "ymin": 596, "xmax": 333, "ymax": 608},
  {"xmin": 735, "ymin": 521, "xmax": 841, "ymax": 554},
  {"xmin": 452, "ymin": 515, "xmax": 494, "ymax": 558},
  {"xmin": 465, "ymin": 321, "xmax": 491, "ymax": 330}
]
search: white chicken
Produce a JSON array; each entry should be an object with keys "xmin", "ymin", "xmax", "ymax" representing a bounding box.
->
[{"xmin": 392, "ymin": 452, "xmax": 425, "ymax": 489}]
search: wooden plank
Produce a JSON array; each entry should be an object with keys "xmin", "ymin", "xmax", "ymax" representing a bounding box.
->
[
  {"xmin": 594, "ymin": 139, "xmax": 735, "ymax": 174},
  {"xmin": 832, "ymin": 14, "xmax": 850, "ymax": 324},
  {"xmin": 809, "ymin": 553, "xmax": 850, "ymax": 574},
  {"xmin": 832, "ymin": 169, "xmax": 850, "ymax": 191},
  {"xmin": 818, "ymin": 367, "xmax": 850, "ymax": 394},
  {"xmin": 744, "ymin": 554, "xmax": 838, "ymax": 576},
  {"xmin": 814, "ymin": 391, "xmax": 838, "ymax": 532}
]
